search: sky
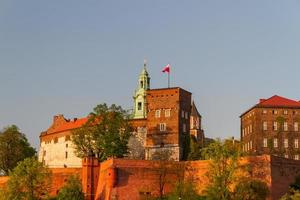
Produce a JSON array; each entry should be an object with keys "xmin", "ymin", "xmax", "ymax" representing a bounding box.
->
[{"xmin": 1, "ymin": 1, "xmax": 300, "ymax": 149}]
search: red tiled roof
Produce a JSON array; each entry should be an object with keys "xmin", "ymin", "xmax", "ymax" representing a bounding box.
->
[
  {"xmin": 48, "ymin": 117, "xmax": 88, "ymax": 134},
  {"xmin": 258, "ymin": 95, "xmax": 300, "ymax": 107}
]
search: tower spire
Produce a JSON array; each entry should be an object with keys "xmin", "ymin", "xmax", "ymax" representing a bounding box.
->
[
  {"xmin": 144, "ymin": 58, "xmax": 147, "ymax": 69},
  {"xmin": 132, "ymin": 60, "xmax": 151, "ymax": 119}
]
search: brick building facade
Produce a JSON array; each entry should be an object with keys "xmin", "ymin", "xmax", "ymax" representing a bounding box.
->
[
  {"xmin": 241, "ymin": 95, "xmax": 300, "ymax": 159},
  {"xmin": 39, "ymin": 63, "xmax": 205, "ymax": 166}
]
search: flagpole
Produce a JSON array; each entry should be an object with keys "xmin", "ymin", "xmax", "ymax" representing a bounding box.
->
[{"xmin": 168, "ymin": 71, "xmax": 170, "ymax": 88}]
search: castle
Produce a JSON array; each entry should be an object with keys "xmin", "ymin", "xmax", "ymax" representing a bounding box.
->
[
  {"xmin": 0, "ymin": 63, "xmax": 299, "ymax": 200},
  {"xmin": 38, "ymin": 62, "xmax": 205, "ymax": 167}
]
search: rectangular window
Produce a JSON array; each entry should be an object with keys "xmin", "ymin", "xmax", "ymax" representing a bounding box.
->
[
  {"xmin": 284, "ymin": 138, "xmax": 289, "ymax": 148},
  {"xmin": 263, "ymin": 110, "xmax": 267, "ymax": 114},
  {"xmin": 242, "ymin": 129, "xmax": 245, "ymax": 137},
  {"xmin": 183, "ymin": 123, "xmax": 186, "ymax": 132},
  {"xmin": 43, "ymin": 151, "xmax": 46, "ymax": 156},
  {"xmin": 155, "ymin": 110, "xmax": 161, "ymax": 118},
  {"xmin": 185, "ymin": 112, "xmax": 189, "ymax": 119},
  {"xmin": 165, "ymin": 109, "xmax": 171, "ymax": 117},
  {"xmin": 295, "ymin": 122, "xmax": 299, "ymax": 131},
  {"xmin": 65, "ymin": 135, "xmax": 70, "ymax": 141},
  {"xmin": 65, "ymin": 151, "xmax": 68, "ymax": 159},
  {"xmin": 284, "ymin": 122, "xmax": 288, "ymax": 131},
  {"xmin": 250, "ymin": 125, "xmax": 252, "ymax": 133},
  {"xmin": 263, "ymin": 122, "xmax": 268, "ymax": 131},
  {"xmin": 284, "ymin": 110, "xmax": 288, "ymax": 115},
  {"xmin": 181, "ymin": 110, "xmax": 185, "ymax": 118},
  {"xmin": 137, "ymin": 102, "xmax": 142, "ymax": 110},
  {"xmin": 295, "ymin": 139, "xmax": 299, "ymax": 148},
  {"xmin": 273, "ymin": 121, "xmax": 278, "ymax": 131},
  {"xmin": 54, "ymin": 137, "xmax": 58, "ymax": 144},
  {"xmin": 273, "ymin": 110, "xmax": 278, "ymax": 114},
  {"xmin": 295, "ymin": 155, "xmax": 299, "ymax": 160},
  {"xmin": 159, "ymin": 123, "xmax": 166, "ymax": 131},
  {"xmin": 274, "ymin": 138, "xmax": 278, "ymax": 148},
  {"xmin": 263, "ymin": 138, "xmax": 268, "ymax": 147},
  {"xmin": 285, "ymin": 154, "xmax": 288, "ymax": 159},
  {"xmin": 250, "ymin": 141, "xmax": 252, "ymax": 150}
]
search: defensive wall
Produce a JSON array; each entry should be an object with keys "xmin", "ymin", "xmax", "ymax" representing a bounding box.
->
[{"xmin": 0, "ymin": 155, "xmax": 299, "ymax": 200}]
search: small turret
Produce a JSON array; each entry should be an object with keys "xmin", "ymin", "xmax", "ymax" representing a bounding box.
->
[{"xmin": 133, "ymin": 60, "xmax": 150, "ymax": 119}]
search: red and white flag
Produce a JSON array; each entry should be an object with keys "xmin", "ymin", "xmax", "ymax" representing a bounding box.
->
[{"xmin": 162, "ymin": 64, "xmax": 170, "ymax": 73}]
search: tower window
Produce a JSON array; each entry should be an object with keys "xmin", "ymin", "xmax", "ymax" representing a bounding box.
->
[
  {"xmin": 155, "ymin": 110, "xmax": 161, "ymax": 118},
  {"xmin": 183, "ymin": 123, "xmax": 186, "ymax": 133},
  {"xmin": 165, "ymin": 109, "xmax": 171, "ymax": 117},
  {"xmin": 138, "ymin": 102, "xmax": 142, "ymax": 110},
  {"xmin": 140, "ymin": 81, "xmax": 144, "ymax": 88},
  {"xmin": 65, "ymin": 151, "xmax": 68, "ymax": 159},
  {"xmin": 159, "ymin": 123, "xmax": 166, "ymax": 131}
]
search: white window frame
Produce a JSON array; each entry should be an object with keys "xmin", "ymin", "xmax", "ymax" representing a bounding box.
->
[
  {"xmin": 155, "ymin": 110, "xmax": 161, "ymax": 118},
  {"xmin": 295, "ymin": 155, "xmax": 299, "ymax": 160},
  {"xmin": 295, "ymin": 139, "xmax": 299, "ymax": 149},
  {"xmin": 159, "ymin": 123, "xmax": 166, "ymax": 131},
  {"xmin": 263, "ymin": 138, "xmax": 268, "ymax": 148},
  {"xmin": 284, "ymin": 154, "xmax": 288, "ymax": 158},
  {"xmin": 284, "ymin": 138, "xmax": 289, "ymax": 148},
  {"xmin": 284, "ymin": 110, "xmax": 288, "ymax": 115},
  {"xmin": 284, "ymin": 122, "xmax": 288, "ymax": 131},
  {"xmin": 273, "ymin": 121, "xmax": 278, "ymax": 131},
  {"xmin": 295, "ymin": 122, "xmax": 299, "ymax": 131},
  {"xmin": 263, "ymin": 122, "xmax": 268, "ymax": 131},
  {"xmin": 274, "ymin": 138, "xmax": 278, "ymax": 148}
]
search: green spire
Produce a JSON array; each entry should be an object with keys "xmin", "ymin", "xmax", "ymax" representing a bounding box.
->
[{"xmin": 133, "ymin": 60, "xmax": 150, "ymax": 119}]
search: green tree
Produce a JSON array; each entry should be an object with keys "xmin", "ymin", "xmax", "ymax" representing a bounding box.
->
[
  {"xmin": 56, "ymin": 175, "xmax": 84, "ymax": 200},
  {"xmin": 0, "ymin": 125, "xmax": 36, "ymax": 175},
  {"xmin": 233, "ymin": 179, "xmax": 269, "ymax": 200},
  {"xmin": 201, "ymin": 139, "xmax": 241, "ymax": 200},
  {"xmin": 280, "ymin": 189, "xmax": 300, "ymax": 200},
  {"xmin": 4, "ymin": 157, "xmax": 52, "ymax": 200},
  {"xmin": 166, "ymin": 181, "xmax": 201, "ymax": 200},
  {"xmin": 188, "ymin": 135, "xmax": 202, "ymax": 160},
  {"xmin": 72, "ymin": 103, "xmax": 132, "ymax": 161},
  {"xmin": 280, "ymin": 175, "xmax": 300, "ymax": 200}
]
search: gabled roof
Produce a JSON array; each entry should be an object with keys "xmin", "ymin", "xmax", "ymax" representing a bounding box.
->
[
  {"xmin": 258, "ymin": 95, "xmax": 300, "ymax": 107},
  {"xmin": 191, "ymin": 101, "xmax": 201, "ymax": 117},
  {"xmin": 47, "ymin": 117, "xmax": 88, "ymax": 134},
  {"xmin": 241, "ymin": 95, "xmax": 300, "ymax": 117}
]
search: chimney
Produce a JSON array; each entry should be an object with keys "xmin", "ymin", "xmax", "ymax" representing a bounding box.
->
[{"xmin": 259, "ymin": 99, "xmax": 266, "ymax": 103}]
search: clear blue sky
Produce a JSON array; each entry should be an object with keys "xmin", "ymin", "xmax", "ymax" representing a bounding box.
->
[{"xmin": 1, "ymin": 1, "xmax": 300, "ymax": 148}]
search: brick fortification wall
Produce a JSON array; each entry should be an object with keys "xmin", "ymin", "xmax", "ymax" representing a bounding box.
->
[
  {"xmin": 270, "ymin": 156, "xmax": 300, "ymax": 199},
  {"xmin": 90, "ymin": 155, "xmax": 300, "ymax": 200},
  {"xmin": 0, "ymin": 155, "xmax": 299, "ymax": 200}
]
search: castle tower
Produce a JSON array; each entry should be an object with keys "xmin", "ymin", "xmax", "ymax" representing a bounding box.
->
[{"xmin": 133, "ymin": 61, "xmax": 150, "ymax": 119}]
